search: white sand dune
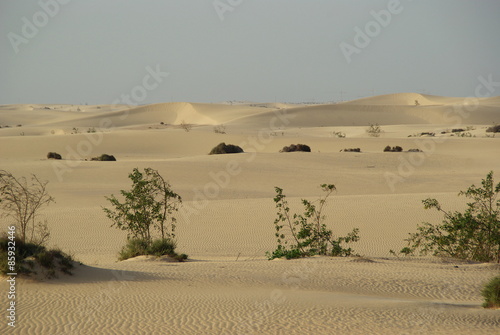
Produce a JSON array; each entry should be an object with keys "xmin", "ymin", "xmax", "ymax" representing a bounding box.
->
[{"xmin": 0, "ymin": 93, "xmax": 499, "ymax": 334}]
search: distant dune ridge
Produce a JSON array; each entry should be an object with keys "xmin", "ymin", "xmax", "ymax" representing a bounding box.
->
[{"xmin": 0, "ymin": 93, "xmax": 499, "ymax": 334}]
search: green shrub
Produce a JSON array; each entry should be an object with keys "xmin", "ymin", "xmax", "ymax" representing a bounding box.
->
[
  {"xmin": 119, "ymin": 238, "xmax": 149, "ymax": 260},
  {"xmin": 148, "ymin": 238, "xmax": 176, "ymax": 257},
  {"xmin": 118, "ymin": 238, "xmax": 187, "ymax": 261},
  {"xmin": 403, "ymin": 171, "xmax": 500, "ymax": 263},
  {"xmin": 209, "ymin": 142, "xmax": 244, "ymax": 155},
  {"xmin": 267, "ymin": 184, "xmax": 360, "ymax": 260},
  {"xmin": 482, "ymin": 276, "xmax": 500, "ymax": 308},
  {"xmin": 0, "ymin": 235, "xmax": 73, "ymax": 277}
]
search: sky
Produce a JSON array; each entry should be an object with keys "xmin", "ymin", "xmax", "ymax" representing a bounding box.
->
[{"xmin": 1, "ymin": 0, "xmax": 499, "ymax": 104}]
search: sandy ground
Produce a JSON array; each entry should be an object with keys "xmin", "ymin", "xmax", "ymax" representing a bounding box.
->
[{"xmin": 0, "ymin": 93, "xmax": 499, "ymax": 334}]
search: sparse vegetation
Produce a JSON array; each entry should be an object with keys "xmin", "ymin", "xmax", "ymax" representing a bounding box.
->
[
  {"xmin": 384, "ymin": 146, "xmax": 403, "ymax": 152},
  {"xmin": 366, "ymin": 123, "xmax": 382, "ymax": 137},
  {"xmin": 209, "ymin": 142, "xmax": 244, "ymax": 155},
  {"xmin": 0, "ymin": 170, "xmax": 54, "ymax": 244},
  {"xmin": 280, "ymin": 144, "xmax": 311, "ymax": 152},
  {"xmin": 91, "ymin": 154, "xmax": 116, "ymax": 161},
  {"xmin": 213, "ymin": 124, "xmax": 226, "ymax": 134},
  {"xmin": 482, "ymin": 276, "xmax": 500, "ymax": 308},
  {"xmin": 402, "ymin": 171, "xmax": 500, "ymax": 263},
  {"xmin": 179, "ymin": 120, "xmax": 192, "ymax": 132},
  {"xmin": 332, "ymin": 131, "xmax": 346, "ymax": 138},
  {"xmin": 86, "ymin": 127, "xmax": 96, "ymax": 133},
  {"xmin": 103, "ymin": 168, "xmax": 186, "ymax": 261},
  {"xmin": 118, "ymin": 238, "xmax": 187, "ymax": 261},
  {"xmin": 47, "ymin": 152, "xmax": 62, "ymax": 160},
  {"xmin": 0, "ymin": 235, "xmax": 74, "ymax": 278},
  {"xmin": 267, "ymin": 184, "xmax": 360, "ymax": 260},
  {"xmin": 486, "ymin": 124, "xmax": 500, "ymax": 133},
  {"xmin": 407, "ymin": 149, "xmax": 423, "ymax": 152},
  {"xmin": 341, "ymin": 148, "xmax": 361, "ymax": 152}
]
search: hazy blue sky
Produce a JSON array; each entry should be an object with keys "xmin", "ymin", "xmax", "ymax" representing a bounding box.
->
[{"xmin": 1, "ymin": 0, "xmax": 499, "ymax": 104}]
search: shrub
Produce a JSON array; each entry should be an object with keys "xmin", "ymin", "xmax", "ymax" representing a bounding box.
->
[
  {"xmin": 366, "ymin": 123, "xmax": 382, "ymax": 137},
  {"xmin": 280, "ymin": 144, "xmax": 311, "ymax": 153},
  {"xmin": 384, "ymin": 146, "xmax": 403, "ymax": 152},
  {"xmin": 213, "ymin": 124, "xmax": 226, "ymax": 134},
  {"xmin": 0, "ymin": 235, "xmax": 73, "ymax": 277},
  {"xmin": 332, "ymin": 131, "xmax": 346, "ymax": 138},
  {"xmin": 408, "ymin": 149, "xmax": 423, "ymax": 152},
  {"xmin": 148, "ymin": 238, "xmax": 176, "ymax": 257},
  {"xmin": 47, "ymin": 152, "xmax": 62, "ymax": 160},
  {"xmin": 267, "ymin": 184, "xmax": 360, "ymax": 260},
  {"xmin": 0, "ymin": 170, "xmax": 54, "ymax": 244},
  {"xmin": 118, "ymin": 238, "xmax": 186, "ymax": 261},
  {"xmin": 118, "ymin": 238, "xmax": 149, "ymax": 260},
  {"xmin": 402, "ymin": 171, "xmax": 500, "ymax": 263},
  {"xmin": 209, "ymin": 143, "xmax": 244, "ymax": 155},
  {"xmin": 179, "ymin": 120, "xmax": 192, "ymax": 132},
  {"xmin": 341, "ymin": 148, "xmax": 361, "ymax": 152},
  {"xmin": 482, "ymin": 276, "xmax": 500, "ymax": 308},
  {"xmin": 104, "ymin": 168, "xmax": 182, "ymax": 242},
  {"xmin": 486, "ymin": 125, "xmax": 500, "ymax": 133},
  {"xmin": 91, "ymin": 154, "xmax": 116, "ymax": 161}
]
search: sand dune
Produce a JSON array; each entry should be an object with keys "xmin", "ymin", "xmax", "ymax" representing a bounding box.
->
[{"xmin": 0, "ymin": 94, "xmax": 499, "ymax": 334}]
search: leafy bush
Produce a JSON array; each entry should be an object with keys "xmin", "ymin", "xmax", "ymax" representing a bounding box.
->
[
  {"xmin": 482, "ymin": 276, "xmax": 500, "ymax": 308},
  {"xmin": 209, "ymin": 142, "xmax": 244, "ymax": 155},
  {"xmin": 366, "ymin": 123, "xmax": 382, "ymax": 137},
  {"xmin": 402, "ymin": 171, "xmax": 500, "ymax": 263},
  {"xmin": 267, "ymin": 184, "xmax": 360, "ymax": 260},
  {"xmin": 280, "ymin": 144, "xmax": 311, "ymax": 152},
  {"xmin": 104, "ymin": 168, "xmax": 182, "ymax": 242},
  {"xmin": 91, "ymin": 154, "xmax": 116, "ymax": 161},
  {"xmin": 104, "ymin": 168, "xmax": 186, "ymax": 261},
  {"xmin": 119, "ymin": 238, "xmax": 187, "ymax": 261}
]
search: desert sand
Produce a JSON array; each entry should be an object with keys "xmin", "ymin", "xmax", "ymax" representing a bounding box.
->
[{"xmin": 0, "ymin": 93, "xmax": 499, "ymax": 334}]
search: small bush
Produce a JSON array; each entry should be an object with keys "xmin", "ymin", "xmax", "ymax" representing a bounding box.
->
[
  {"xmin": 366, "ymin": 123, "xmax": 382, "ymax": 137},
  {"xmin": 209, "ymin": 142, "xmax": 244, "ymax": 155},
  {"xmin": 482, "ymin": 276, "xmax": 500, "ymax": 308},
  {"xmin": 148, "ymin": 238, "xmax": 176, "ymax": 257},
  {"xmin": 0, "ymin": 235, "xmax": 73, "ymax": 278},
  {"xmin": 384, "ymin": 146, "xmax": 403, "ymax": 152},
  {"xmin": 332, "ymin": 131, "xmax": 346, "ymax": 138},
  {"xmin": 486, "ymin": 125, "xmax": 500, "ymax": 133},
  {"xmin": 280, "ymin": 144, "xmax": 311, "ymax": 152},
  {"xmin": 119, "ymin": 238, "xmax": 187, "ymax": 261},
  {"xmin": 213, "ymin": 124, "xmax": 226, "ymax": 134},
  {"xmin": 341, "ymin": 148, "xmax": 361, "ymax": 152},
  {"xmin": 91, "ymin": 154, "xmax": 116, "ymax": 161},
  {"xmin": 408, "ymin": 149, "xmax": 423, "ymax": 152},
  {"xmin": 267, "ymin": 184, "xmax": 360, "ymax": 260},
  {"xmin": 47, "ymin": 152, "xmax": 62, "ymax": 160},
  {"xmin": 179, "ymin": 120, "xmax": 192, "ymax": 132},
  {"xmin": 119, "ymin": 238, "xmax": 149, "ymax": 260}
]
